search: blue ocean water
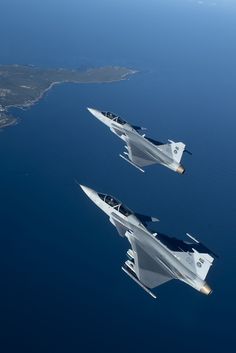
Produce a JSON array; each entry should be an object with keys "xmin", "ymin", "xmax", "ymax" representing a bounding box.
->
[{"xmin": 0, "ymin": 1, "xmax": 236, "ymax": 352}]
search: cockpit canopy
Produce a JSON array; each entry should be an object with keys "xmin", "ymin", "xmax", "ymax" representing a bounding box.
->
[
  {"xmin": 98, "ymin": 193, "xmax": 132, "ymax": 216},
  {"xmin": 101, "ymin": 111, "xmax": 126, "ymax": 125}
]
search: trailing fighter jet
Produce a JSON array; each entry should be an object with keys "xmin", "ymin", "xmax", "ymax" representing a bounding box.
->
[
  {"xmin": 87, "ymin": 108, "xmax": 191, "ymax": 174},
  {"xmin": 80, "ymin": 184, "xmax": 217, "ymax": 299}
]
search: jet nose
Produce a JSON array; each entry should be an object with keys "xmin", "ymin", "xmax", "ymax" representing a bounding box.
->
[
  {"xmin": 80, "ymin": 185, "xmax": 99, "ymax": 204},
  {"xmin": 80, "ymin": 184, "xmax": 94, "ymax": 197},
  {"xmin": 87, "ymin": 107, "xmax": 111, "ymax": 127},
  {"xmin": 87, "ymin": 107, "xmax": 100, "ymax": 117}
]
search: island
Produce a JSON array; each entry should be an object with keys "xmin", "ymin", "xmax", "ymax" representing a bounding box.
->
[{"xmin": 0, "ymin": 64, "xmax": 137, "ymax": 129}]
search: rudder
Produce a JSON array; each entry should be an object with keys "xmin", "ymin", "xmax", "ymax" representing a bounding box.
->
[
  {"xmin": 192, "ymin": 250, "xmax": 214, "ymax": 281},
  {"xmin": 169, "ymin": 141, "xmax": 186, "ymax": 163}
]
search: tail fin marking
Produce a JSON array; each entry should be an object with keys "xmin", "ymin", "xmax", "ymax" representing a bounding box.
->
[{"xmin": 169, "ymin": 141, "xmax": 186, "ymax": 163}]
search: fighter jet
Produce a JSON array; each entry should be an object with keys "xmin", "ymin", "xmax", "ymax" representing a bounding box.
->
[
  {"xmin": 80, "ymin": 184, "xmax": 217, "ymax": 299},
  {"xmin": 87, "ymin": 108, "xmax": 191, "ymax": 174}
]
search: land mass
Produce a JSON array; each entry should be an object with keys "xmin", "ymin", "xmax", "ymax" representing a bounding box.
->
[{"xmin": 0, "ymin": 64, "xmax": 137, "ymax": 129}]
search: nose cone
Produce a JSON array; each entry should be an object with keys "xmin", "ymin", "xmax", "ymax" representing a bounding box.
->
[
  {"xmin": 80, "ymin": 184, "xmax": 97, "ymax": 200},
  {"xmin": 87, "ymin": 107, "xmax": 111, "ymax": 127},
  {"xmin": 87, "ymin": 107, "xmax": 101, "ymax": 118}
]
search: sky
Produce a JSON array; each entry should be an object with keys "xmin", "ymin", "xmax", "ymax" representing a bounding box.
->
[{"xmin": 0, "ymin": 1, "xmax": 236, "ymax": 352}]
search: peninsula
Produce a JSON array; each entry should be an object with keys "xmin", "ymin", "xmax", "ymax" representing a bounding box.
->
[{"xmin": 0, "ymin": 65, "xmax": 137, "ymax": 129}]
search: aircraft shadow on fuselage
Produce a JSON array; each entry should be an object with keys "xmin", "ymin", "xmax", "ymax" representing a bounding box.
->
[{"xmin": 147, "ymin": 231, "xmax": 218, "ymax": 258}]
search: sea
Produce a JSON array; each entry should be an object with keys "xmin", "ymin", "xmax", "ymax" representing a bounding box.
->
[{"xmin": 0, "ymin": 1, "xmax": 236, "ymax": 352}]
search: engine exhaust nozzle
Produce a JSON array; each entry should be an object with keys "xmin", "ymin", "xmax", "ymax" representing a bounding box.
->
[
  {"xmin": 200, "ymin": 283, "xmax": 213, "ymax": 296},
  {"xmin": 176, "ymin": 165, "xmax": 185, "ymax": 174}
]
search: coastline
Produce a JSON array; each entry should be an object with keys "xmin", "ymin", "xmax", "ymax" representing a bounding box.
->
[
  {"xmin": 5, "ymin": 81, "xmax": 63, "ymax": 111},
  {"xmin": 0, "ymin": 65, "xmax": 138, "ymax": 130},
  {"xmin": 0, "ymin": 117, "xmax": 18, "ymax": 129},
  {"xmin": 4, "ymin": 69, "xmax": 138, "ymax": 112}
]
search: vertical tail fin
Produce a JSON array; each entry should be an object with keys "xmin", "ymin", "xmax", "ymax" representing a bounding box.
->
[
  {"xmin": 168, "ymin": 141, "xmax": 186, "ymax": 163},
  {"xmin": 158, "ymin": 140, "xmax": 186, "ymax": 163},
  {"xmin": 192, "ymin": 250, "xmax": 214, "ymax": 281},
  {"xmin": 172, "ymin": 234, "xmax": 216, "ymax": 282},
  {"xmin": 174, "ymin": 249, "xmax": 214, "ymax": 281}
]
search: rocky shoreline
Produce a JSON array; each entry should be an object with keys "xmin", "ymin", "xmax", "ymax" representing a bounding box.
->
[{"xmin": 0, "ymin": 65, "xmax": 137, "ymax": 130}]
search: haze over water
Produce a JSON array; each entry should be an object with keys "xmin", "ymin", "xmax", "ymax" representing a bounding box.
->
[{"xmin": 0, "ymin": 1, "xmax": 236, "ymax": 352}]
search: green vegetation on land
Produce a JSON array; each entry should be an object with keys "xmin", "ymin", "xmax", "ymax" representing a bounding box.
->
[{"xmin": 0, "ymin": 64, "xmax": 136, "ymax": 129}]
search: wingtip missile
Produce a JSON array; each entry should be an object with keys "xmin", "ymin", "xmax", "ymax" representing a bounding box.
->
[
  {"xmin": 122, "ymin": 264, "xmax": 157, "ymax": 299},
  {"xmin": 119, "ymin": 153, "xmax": 145, "ymax": 172},
  {"xmin": 184, "ymin": 149, "xmax": 192, "ymax": 155},
  {"xmin": 186, "ymin": 233, "xmax": 199, "ymax": 243}
]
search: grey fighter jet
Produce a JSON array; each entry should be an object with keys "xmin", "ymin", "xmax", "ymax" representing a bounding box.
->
[
  {"xmin": 80, "ymin": 185, "xmax": 217, "ymax": 299},
  {"xmin": 87, "ymin": 108, "xmax": 190, "ymax": 174}
]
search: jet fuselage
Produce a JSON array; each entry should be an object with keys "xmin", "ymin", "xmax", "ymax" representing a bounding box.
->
[
  {"xmin": 80, "ymin": 185, "xmax": 212, "ymax": 295},
  {"xmin": 87, "ymin": 108, "xmax": 185, "ymax": 174}
]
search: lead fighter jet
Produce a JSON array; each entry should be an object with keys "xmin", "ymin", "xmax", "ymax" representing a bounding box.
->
[
  {"xmin": 80, "ymin": 185, "xmax": 217, "ymax": 299},
  {"xmin": 87, "ymin": 108, "xmax": 190, "ymax": 174}
]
